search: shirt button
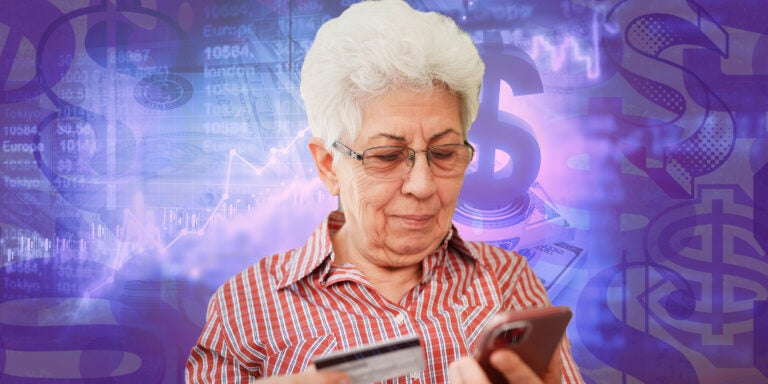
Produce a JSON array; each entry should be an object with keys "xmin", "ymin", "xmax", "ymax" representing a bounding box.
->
[{"xmin": 394, "ymin": 313, "xmax": 406, "ymax": 325}]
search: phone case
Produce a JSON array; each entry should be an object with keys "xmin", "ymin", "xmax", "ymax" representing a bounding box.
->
[{"xmin": 474, "ymin": 305, "xmax": 572, "ymax": 383}]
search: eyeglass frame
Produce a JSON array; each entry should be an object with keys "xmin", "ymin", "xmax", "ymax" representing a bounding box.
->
[{"xmin": 331, "ymin": 140, "xmax": 475, "ymax": 179}]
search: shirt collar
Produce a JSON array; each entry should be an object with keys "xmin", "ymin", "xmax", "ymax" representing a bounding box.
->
[
  {"xmin": 276, "ymin": 210, "xmax": 478, "ymax": 289},
  {"xmin": 275, "ymin": 211, "xmax": 340, "ymax": 289}
]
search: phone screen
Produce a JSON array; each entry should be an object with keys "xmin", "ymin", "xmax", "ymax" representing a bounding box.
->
[{"xmin": 490, "ymin": 321, "xmax": 529, "ymax": 349}]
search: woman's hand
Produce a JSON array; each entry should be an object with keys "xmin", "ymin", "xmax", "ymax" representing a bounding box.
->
[{"xmin": 448, "ymin": 349, "xmax": 563, "ymax": 384}]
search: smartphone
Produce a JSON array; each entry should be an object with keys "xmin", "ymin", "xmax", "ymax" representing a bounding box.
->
[{"xmin": 474, "ymin": 305, "xmax": 572, "ymax": 383}]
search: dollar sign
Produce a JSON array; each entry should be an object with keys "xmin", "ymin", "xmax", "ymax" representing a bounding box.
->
[
  {"xmin": 576, "ymin": 260, "xmax": 698, "ymax": 382},
  {"xmin": 457, "ymin": 32, "xmax": 543, "ymax": 224},
  {"xmin": 604, "ymin": 0, "xmax": 736, "ymax": 198},
  {"xmin": 643, "ymin": 185, "xmax": 768, "ymax": 371},
  {"xmin": 31, "ymin": 2, "xmax": 194, "ymax": 219}
]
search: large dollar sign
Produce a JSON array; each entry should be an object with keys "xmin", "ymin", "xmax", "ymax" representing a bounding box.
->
[
  {"xmin": 576, "ymin": 261, "xmax": 698, "ymax": 382},
  {"xmin": 644, "ymin": 185, "xmax": 768, "ymax": 372},
  {"xmin": 604, "ymin": 0, "xmax": 735, "ymax": 198},
  {"xmin": 457, "ymin": 32, "xmax": 543, "ymax": 226},
  {"xmin": 31, "ymin": 1, "xmax": 192, "ymax": 218}
]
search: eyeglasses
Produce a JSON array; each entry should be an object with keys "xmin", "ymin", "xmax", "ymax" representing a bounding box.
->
[{"xmin": 332, "ymin": 140, "xmax": 475, "ymax": 179}]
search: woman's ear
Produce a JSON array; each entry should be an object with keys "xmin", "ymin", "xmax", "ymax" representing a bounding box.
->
[{"xmin": 308, "ymin": 137, "xmax": 340, "ymax": 195}]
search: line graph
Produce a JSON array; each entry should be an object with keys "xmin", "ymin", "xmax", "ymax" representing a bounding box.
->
[
  {"xmin": 162, "ymin": 126, "xmax": 313, "ymax": 249},
  {"xmin": 528, "ymin": 31, "xmax": 602, "ymax": 80},
  {"xmin": 78, "ymin": 125, "xmax": 323, "ymax": 295}
]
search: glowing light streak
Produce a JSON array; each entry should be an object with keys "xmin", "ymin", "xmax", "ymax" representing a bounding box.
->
[
  {"xmin": 81, "ymin": 126, "xmax": 316, "ymax": 296},
  {"xmin": 528, "ymin": 27, "xmax": 602, "ymax": 80},
  {"xmin": 161, "ymin": 125, "xmax": 312, "ymax": 250}
]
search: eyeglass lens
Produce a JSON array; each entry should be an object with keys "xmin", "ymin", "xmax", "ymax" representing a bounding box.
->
[{"xmin": 362, "ymin": 144, "xmax": 472, "ymax": 178}]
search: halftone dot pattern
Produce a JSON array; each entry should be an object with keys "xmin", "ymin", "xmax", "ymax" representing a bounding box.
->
[
  {"xmin": 623, "ymin": 70, "xmax": 686, "ymax": 115},
  {"xmin": 628, "ymin": 15, "xmax": 685, "ymax": 57},
  {"xmin": 625, "ymin": 13, "xmax": 734, "ymax": 194},
  {"xmin": 666, "ymin": 113, "xmax": 733, "ymax": 193},
  {"xmin": 677, "ymin": 114, "xmax": 732, "ymax": 175},
  {"xmin": 666, "ymin": 157, "xmax": 693, "ymax": 187}
]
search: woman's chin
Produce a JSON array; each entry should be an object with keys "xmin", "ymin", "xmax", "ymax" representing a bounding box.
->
[{"xmin": 385, "ymin": 240, "xmax": 439, "ymax": 262}]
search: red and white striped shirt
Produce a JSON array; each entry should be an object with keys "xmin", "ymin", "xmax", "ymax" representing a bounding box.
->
[{"xmin": 186, "ymin": 211, "xmax": 583, "ymax": 383}]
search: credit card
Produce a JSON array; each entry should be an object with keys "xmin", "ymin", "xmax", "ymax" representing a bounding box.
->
[{"xmin": 314, "ymin": 334, "xmax": 424, "ymax": 384}]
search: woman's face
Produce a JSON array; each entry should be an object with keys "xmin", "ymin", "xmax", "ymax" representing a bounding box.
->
[{"xmin": 333, "ymin": 86, "xmax": 467, "ymax": 268}]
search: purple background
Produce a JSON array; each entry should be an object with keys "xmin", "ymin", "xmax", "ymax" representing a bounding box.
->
[{"xmin": 1, "ymin": 0, "xmax": 766, "ymax": 382}]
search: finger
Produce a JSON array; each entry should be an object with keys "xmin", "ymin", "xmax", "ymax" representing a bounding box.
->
[
  {"xmin": 303, "ymin": 371, "xmax": 350, "ymax": 384},
  {"xmin": 489, "ymin": 349, "xmax": 542, "ymax": 384},
  {"xmin": 448, "ymin": 357, "xmax": 491, "ymax": 384}
]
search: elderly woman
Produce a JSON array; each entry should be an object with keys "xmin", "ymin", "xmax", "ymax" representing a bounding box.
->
[{"xmin": 186, "ymin": 1, "xmax": 582, "ymax": 383}]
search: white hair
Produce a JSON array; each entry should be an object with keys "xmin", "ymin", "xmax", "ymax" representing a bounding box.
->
[{"xmin": 299, "ymin": 0, "xmax": 484, "ymax": 150}]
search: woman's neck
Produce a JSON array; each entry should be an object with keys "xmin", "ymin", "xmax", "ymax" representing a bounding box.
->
[{"xmin": 331, "ymin": 231, "xmax": 422, "ymax": 304}]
